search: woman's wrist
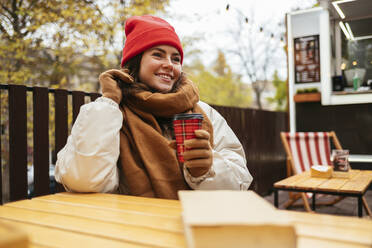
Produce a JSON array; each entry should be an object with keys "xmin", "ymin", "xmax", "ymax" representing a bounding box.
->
[
  {"xmin": 96, "ymin": 96, "xmax": 119, "ymax": 107},
  {"xmin": 184, "ymin": 166, "xmax": 215, "ymax": 185}
]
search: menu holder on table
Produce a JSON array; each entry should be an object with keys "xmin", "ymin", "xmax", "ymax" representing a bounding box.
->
[
  {"xmin": 332, "ymin": 149, "xmax": 351, "ymax": 178},
  {"xmin": 178, "ymin": 190, "xmax": 296, "ymax": 248}
]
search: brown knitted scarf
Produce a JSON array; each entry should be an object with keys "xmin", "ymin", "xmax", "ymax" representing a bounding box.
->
[{"xmin": 112, "ymin": 70, "xmax": 213, "ymax": 199}]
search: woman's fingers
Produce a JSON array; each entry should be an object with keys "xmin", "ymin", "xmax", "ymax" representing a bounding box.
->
[
  {"xmin": 194, "ymin": 129, "xmax": 210, "ymax": 139},
  {"xmin": 183, "ymin": 148, "xmax": 211, "ymax": 160},
  {"xmin": 184, "ymin": 158, "xmax": 211, "ymax": 168},
  {"xmin": 184, "ymin": 138, "xmax": 210, "ymax": 149}
]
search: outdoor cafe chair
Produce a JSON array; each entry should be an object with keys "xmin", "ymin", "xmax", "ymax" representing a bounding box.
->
[{"xmin": 280, "ymin": 131, "xmax": 370, "ymax": 213}]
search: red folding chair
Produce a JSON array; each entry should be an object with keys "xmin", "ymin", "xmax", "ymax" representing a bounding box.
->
[{"xmin": 280, "ymin": 131, "xmax": 346, "ymax": 212}]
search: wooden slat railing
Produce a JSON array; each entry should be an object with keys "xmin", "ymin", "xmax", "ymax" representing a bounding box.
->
[
  {"xmin": 33, "ymin": 87, "xmax": 50, "ymax": 197},
  {"xmin": 0, "ymin": 88, "xmax": 2, "ymax": 203},
  {"xmin": 0, "ymin": 84, "xmax": 99, "ymax": 204},
  {"xmin": 0, "ymin": 84, "xmax": 288, "ymax": 204},
  {"xmin": 72, "ymin": 91, "xmax": 85, "ymax": 124},
  {"xmin": 212, "ymin": 105, "xmax": 288, "ymax": 194},
  {"xmin": 8, "ymin": 85, "xmax": 28, "ymax": 202}
]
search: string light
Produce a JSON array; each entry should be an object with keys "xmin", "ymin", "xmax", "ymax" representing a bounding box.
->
[
  {"xmin": 226, "ymin": 3, "xmax": 248, "ymax": 24},
  {"xmin": 225, "ymin": 3, "xmax": 284, "ymax": 45}
]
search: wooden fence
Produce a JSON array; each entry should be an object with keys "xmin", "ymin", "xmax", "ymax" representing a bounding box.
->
[
  {"xmin": 212, "ymin": 105, "xmax": 288, "ymax": 194},
  {"xmin": 0, "ymin": 84, "xmax": 100, "ymax": 204},
  {"xmin": 0, "ymin": 84, "xmax": 288, "ymax": 204}
]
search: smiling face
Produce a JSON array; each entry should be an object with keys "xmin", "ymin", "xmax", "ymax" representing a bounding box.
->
[{"xmin": 139, "ymin": 45, "xmax": 182, "ymax": 93}]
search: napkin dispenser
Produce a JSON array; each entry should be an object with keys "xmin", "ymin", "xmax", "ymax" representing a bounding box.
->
[{"xmin": 310, "ymin": 165, "xmax": 333, "ymax": 178}]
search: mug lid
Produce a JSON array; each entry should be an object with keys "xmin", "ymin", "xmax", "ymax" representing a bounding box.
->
[{"xmin": 173, "ymin": 113, "xmax": 203, "ymax": 120}]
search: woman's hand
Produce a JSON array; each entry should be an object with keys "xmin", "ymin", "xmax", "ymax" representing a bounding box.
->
[
  {"xmin": 183, "ymin": 129, "xmax": 213, "ymax": 177},
  {"xmin": 99, "ymin": 69, "xmax": 133, "ymax": 104}
]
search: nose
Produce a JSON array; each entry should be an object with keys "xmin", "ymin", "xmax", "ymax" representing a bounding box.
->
[{"xmin": 162, "ymin": 57, "xmax": 174, "ymax": 71}]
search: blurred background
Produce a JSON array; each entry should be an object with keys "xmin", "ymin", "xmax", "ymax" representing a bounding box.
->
[
  {"xmin": 2, "ymin": 0, "xmax": 372, "ymax": 202},
  {"xmin": 0, "ymin": 0, "xmax": 317, "ymax": 111}
]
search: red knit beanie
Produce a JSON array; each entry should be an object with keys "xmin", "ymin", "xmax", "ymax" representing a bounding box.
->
[{"xmin": 121, "ymin": 15, "xmax": 183, "ymax": 67}]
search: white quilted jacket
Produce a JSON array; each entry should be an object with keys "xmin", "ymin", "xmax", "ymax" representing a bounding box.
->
[{"xmin": 55, "ymin": 97, "xmax": 253, "ymax": 194}]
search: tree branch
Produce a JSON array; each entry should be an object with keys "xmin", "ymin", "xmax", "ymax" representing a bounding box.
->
[
  {"xmin": 1, "ymin": 11, "xmax": 13, "ymax": 27},
  {"xmin": 28, "ymin": 0, "xmax": 38, "ymax": 9},
  {"xmin": 0, "ymin": 2, "xmax": 12, "ymax": 15},
  {"xmin": 20, "ymin": 0, "xmax": 38, "ymax": 32},
  {"xmin": 0, "ymin": 22, "xmax": 11, "ymax": 40},
  {"xmin": 82, "ymin": 0, "xmax": 103, "ymax": 15}
]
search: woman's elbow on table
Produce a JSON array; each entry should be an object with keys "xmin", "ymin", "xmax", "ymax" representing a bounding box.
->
[
  {"xmin": 56, "ymin": 165, "xmax": 119, "ymax": 193},
  {"xmin": 55, "ymin": 152, "xmax": 119, "ymax": 193}
]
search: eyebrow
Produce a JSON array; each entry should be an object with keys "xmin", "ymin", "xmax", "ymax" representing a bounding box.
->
[{"xmin": 151, "ymin": 47, "xmax": 180, "ymax": 56}]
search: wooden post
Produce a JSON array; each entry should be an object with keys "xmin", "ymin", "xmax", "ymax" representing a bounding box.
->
[
  {"xmin": 33, "ymin": 87, "xmax": 50, "ymax": 197},
  {"xmin": 8, "ymin": 85, "xmax": 28, "ymax": 201}
]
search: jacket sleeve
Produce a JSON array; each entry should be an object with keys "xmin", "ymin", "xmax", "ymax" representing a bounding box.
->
[
  {"xmin": 184, "ymin": 101, "xmax": 253, "ymax": 190},
  {"xmin": 54, "ymin": 97, "xmax": 122, "ymax": 193}
]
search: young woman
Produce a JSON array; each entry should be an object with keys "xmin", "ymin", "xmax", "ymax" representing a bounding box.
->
[{"xmin": 55, "ymin": 15, "xmax": 252, "ymax": 199}]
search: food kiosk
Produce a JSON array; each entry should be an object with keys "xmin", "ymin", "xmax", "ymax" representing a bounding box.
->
[{"xmin": 286, "ymin": 0, "xmax": 372, "ymax": 167}]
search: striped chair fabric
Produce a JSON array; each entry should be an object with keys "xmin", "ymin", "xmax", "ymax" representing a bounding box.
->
[
  {"xmin": 279, "ymin": 131, "xmax": 370, "ymax": 213},
  {"xmin": 283, "ymin": 132, "xmax": 332, "ymax": 174}
]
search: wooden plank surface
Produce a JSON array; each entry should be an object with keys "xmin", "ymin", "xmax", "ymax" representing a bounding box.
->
[
  {"xmin": 275, "ymin": 170, "xmax": 372, "ymax": 194},
  {"xmin": 324, "ymin": 170, "xmax": 371, "ymax": 193},
  {"xmin": 1, "ymin": 193, "xmax": 372, "ymax": 248},
  {"xmin": 6, "ymin": 198, "xmax": 183, "ymax": 233},
  {"xmin": 35, "ymin": 193, "xmax": 182, "ymax": 217},
  {"xmin": 0, "ymin": 204, "xmax": 185, "ymax": 248},
  {"xmin": 0, "ymin": 219, "xmax": 147, "ymax": 248},
  {"xmin": 279, "ymin": 210, "xmax": 372, "ymax": 247},
  {"xmin": 58, "ymin": 192, "xmax": 182, "ymax": 207},
  {"xmin": 274, "ymin": 171, "xmax": 311, "ymax": 188},
  {"xmin": 293, "ymin": 177, "xmax": 327, "ymax": 190},
  {"xmin": 1, "ymin": 193, "xmax": 185, "ymax": 248},
  {"xmin": 0, "ymin": 220, "xmax": 28, "ymax": 248},
  {"xmin": 316, "ymin": 178, "xmax": 349, "ymax": 190},
  {"xmin": 340, "ymin": 177, "xmax": 372, "ymax": 193},
  {"xmin": 297, "ymin": 237, "xmax": 369, "ymax": 248}
]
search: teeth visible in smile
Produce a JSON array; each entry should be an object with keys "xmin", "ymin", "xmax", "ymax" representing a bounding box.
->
[{"xmin": 158, "ymin": 74, "xmax": 171, "ymax": 80}]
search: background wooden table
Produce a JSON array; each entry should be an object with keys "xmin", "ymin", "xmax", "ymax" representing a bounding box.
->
[
  {"xmin": 0, "ymin": 192, "xmax": 371, "ymax": 247},
  {"xmin": 273, "ymin": 170, "xmax": 372, "ymax": 217}
]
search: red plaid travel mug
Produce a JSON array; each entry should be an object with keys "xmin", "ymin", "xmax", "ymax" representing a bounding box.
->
[{"xmin": 173, "ymin": 113, "xmax": 203, "ymax": 163}]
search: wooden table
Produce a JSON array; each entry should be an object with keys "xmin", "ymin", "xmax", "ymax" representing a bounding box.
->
[
  {"xmin": 273, "ymin": 169, "xmax": 372, "ymax": 217},
  {"xmin": 0, "ymin": 192, "xmax": 372, "ymax": 247}
]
